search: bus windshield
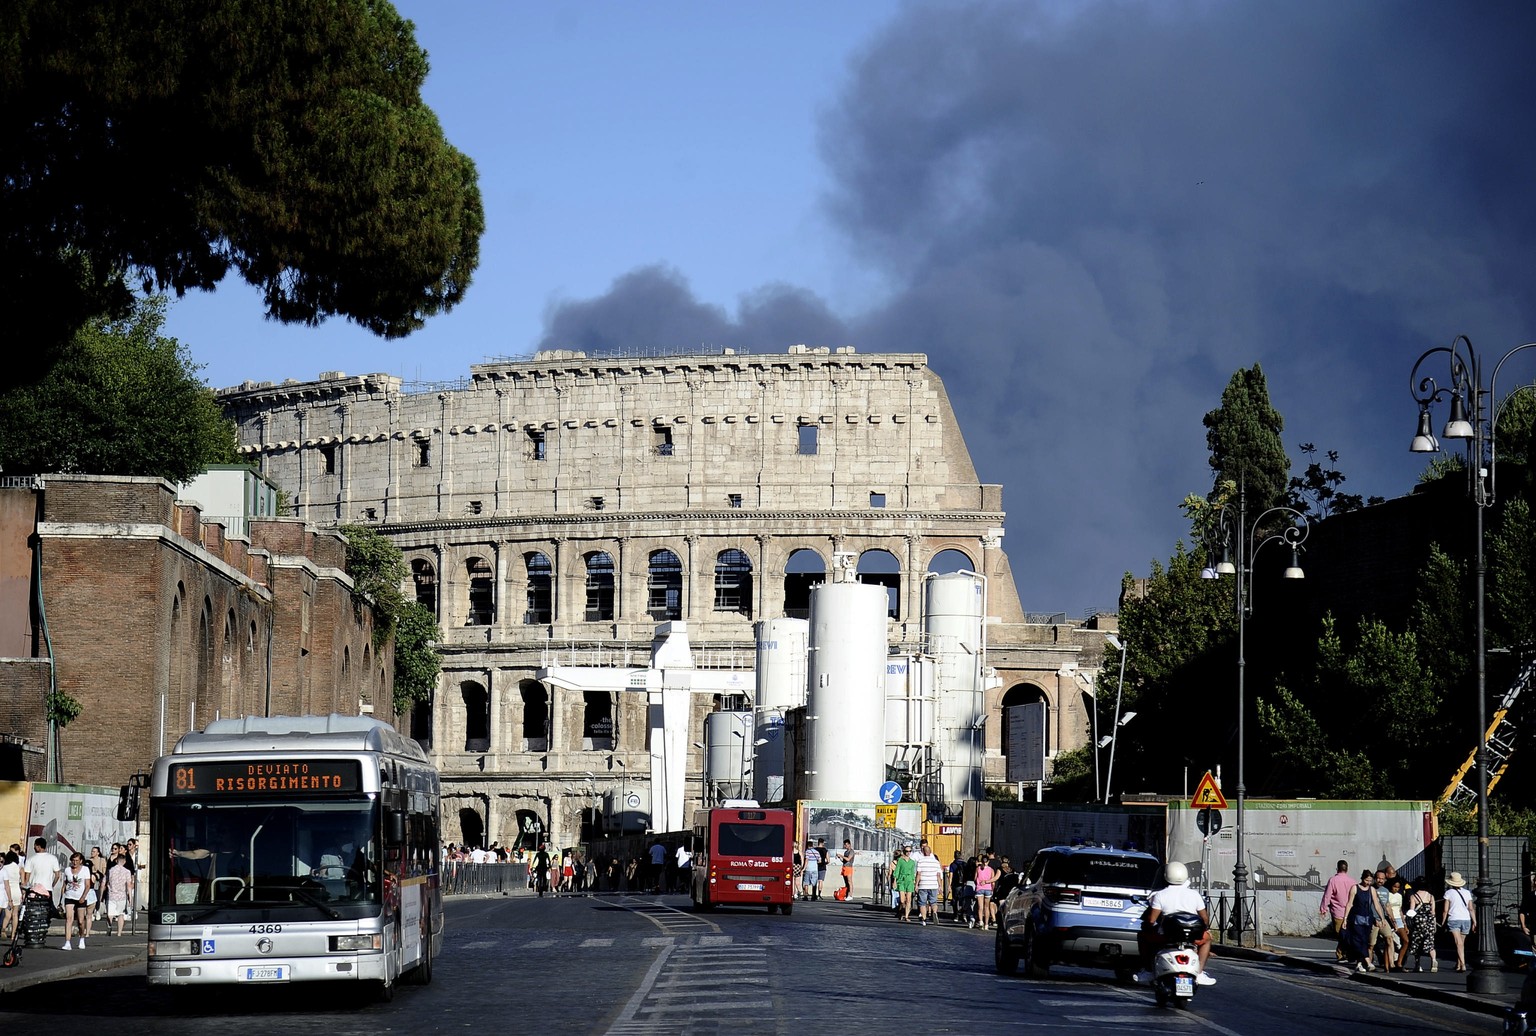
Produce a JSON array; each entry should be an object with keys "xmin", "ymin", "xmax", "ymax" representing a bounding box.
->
[
  {"xmin": 717, "ymin": 821, "xmax": 787, "ymax": 858},
  {"xmin": 150, "ymin": 799, "xmax": 381, "ymax": 919}
]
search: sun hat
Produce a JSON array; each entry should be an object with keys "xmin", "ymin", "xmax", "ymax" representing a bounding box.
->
[{"xmin": 1445, "ymin": 871, "xmax": 1467, "ymax": 888}]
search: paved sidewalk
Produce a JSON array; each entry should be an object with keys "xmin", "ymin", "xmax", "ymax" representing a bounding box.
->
[
  {"xmin": 0, "ymin": 915, "xmax": 147, "ymax": 995},
  {"xmin": 1211, "ymin": 932, "xmax": 1524, "ymax": 1018}
]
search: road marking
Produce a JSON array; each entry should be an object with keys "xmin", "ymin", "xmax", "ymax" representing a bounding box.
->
[{"xmin": 580, "ymin": 937, "xmax": 616, "ymax": 947}]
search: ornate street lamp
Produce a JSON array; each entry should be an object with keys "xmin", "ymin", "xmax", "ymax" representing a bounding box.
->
[
  {"xmin": 1209, "ymin": 478, "xmax": 1308, "ymax": 946},
  {"xmin": 1409, "ymin": 333, "xmax": 1536, "ymax": 996}
]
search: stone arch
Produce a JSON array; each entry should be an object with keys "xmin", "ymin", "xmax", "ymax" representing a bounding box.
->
[
  {"xmin": 857, "ymin": 548, "xmax": 902, "ymax": 620},
  {"xmin": 169, "ymin": 586, "xmax": 185, "ymax": 744},
  {"xmin": 410, "ymin": 557, "xmax": 437, "ymax": 615},
  {"xmin": 520, "ymin": 679, "xmax": 550, "ymax": 751},
  {"xmin": 583, "ymin": 691, "xmax": 614, "ymax": 750},
  {"xmin": 927, "ymin": 548, "xmax": 975, "ymax": 574},
  {"xmin": 461, "ymin": 678, "xmax": 489, "ymax": 752},
  {"xmin": 646, "ymin": 548, "xmax": 682, "ymax": 621},
  {"xmin": 1000, "ymin": 682, "xmax": 1053, "ymax": 767},
  {"xmin": 524, "ymin": 551, "xmax": 553, "ymax": 624},
  {"xmin": 465, "ymin": 556, "xmax": 493, "ymax": 626},
  {"xmin": 512, "ymin": 807, "xmax": 546, "ymax": 851},
  {"xmin": 713, "ymin": 548, "xmax": 753, "ymax": 617},
  {"xmin": 584, "ymin": 551, "xmax": 615, "ymax": 621},
  {"xmin": 195, "ymin": 596, "xmax": 214, "ymax": 729},
  {"xmin": 782, "ymin": 548, "xmax": 825, "ymax": 620}
]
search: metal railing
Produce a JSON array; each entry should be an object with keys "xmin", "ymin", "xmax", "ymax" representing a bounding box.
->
[{"xmin": 440, "ymin": 862, "xmax": 530, "ymax": 896}]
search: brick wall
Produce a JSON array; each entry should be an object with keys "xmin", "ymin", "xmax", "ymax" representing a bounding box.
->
[{"xmin": 0, "ymin": 475, "xmax": 395, "ymax": 788}]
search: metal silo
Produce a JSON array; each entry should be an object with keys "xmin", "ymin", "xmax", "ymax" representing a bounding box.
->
[
  {"xmin": 805, "ymin": 581, "xmax": 889, "ymax": 802},
  {"xmin": 703, "ymin": 710, "xmax": 754, "ymax": 802},
  {"xmin": 925, "ymin": 571, "xmax": 987, "ymax": 807}
]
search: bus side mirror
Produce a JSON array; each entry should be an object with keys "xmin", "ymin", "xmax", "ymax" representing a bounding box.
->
[
  {"xmin": 386, "ymin": 810, "xmax": 404, "ymax": 845},
  {"xmin": 116, "ymin": 784, "xmax": 139, "ymax": 822}
]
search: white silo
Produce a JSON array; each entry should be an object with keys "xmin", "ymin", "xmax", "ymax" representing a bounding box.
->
[
  {"xmin": 925, "ymin": 571, "xmax": 987, "ymax": 807},
  {"xmin": 885, "ymin": 652, "xmax": 937, "ymax": 797},
  {"xmin": 754, "ymin": 618, "xmax": 808, "ymax": 710},
  {"xmin": 703, "ymin": 710, "xmax": 754, "ymax": 802},
  {"xmin": 805, "ymin": 581, "xmax": 888, "ymax": 802},
  {"xmin": 752, "ymin": 618, "xmax": 807, "ymax": 804}
]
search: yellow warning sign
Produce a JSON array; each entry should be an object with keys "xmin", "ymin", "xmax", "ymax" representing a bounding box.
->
[
  {"xmin": 875, "ymin": 804, "xmax": 898, "ymax": 828},
  {"xmin": 1190, "ymin": 771, "xmax": 1228, "ymax": 810}
]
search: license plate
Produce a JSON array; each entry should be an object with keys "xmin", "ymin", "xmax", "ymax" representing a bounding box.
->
[
  {"xmin": 1082, "ymin": 896, "xmax": 1120, "ymax": 908},
  {"xmin": 1174, "ymin": 975, "xmax": 1194, "ymax": 996},
  {"xmin": 239, "ymin": 965, "xmax": 290, "ymax": 982},
  {"xmin": 738, "ymin": 883, "xmax": 764, "ymax": 891}
]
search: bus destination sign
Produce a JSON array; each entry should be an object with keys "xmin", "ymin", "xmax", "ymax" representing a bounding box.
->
[{"xmin": 169, "ymin": 759, "xmax": 363, "ymax": 796}]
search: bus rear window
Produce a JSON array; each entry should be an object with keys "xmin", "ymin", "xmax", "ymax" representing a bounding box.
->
[{"xmin": 717, "ymin": 823, "xmax": 787, "ymax": 858}]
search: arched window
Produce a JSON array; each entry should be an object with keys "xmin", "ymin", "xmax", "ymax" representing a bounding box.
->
[
  {"xmin": 411, "ymin": 691, "xmax": 433, "ymax": 749},
  {"xmin": 1001, "ymin": 684, "xmax": 1051, "ymax": 766},
  {"xmin": 927, "ymin": 548, "xmax": 975, "ymax": 574},
  {"xmin": 411, "ymin": 558, "xmax": 437, "ymax": 614},
  {"xmin": 783, "ymin": 549, "xmax": 825, "ymax": 620},
  {"xmin": 461, "ymin": 679, "xmax": 489, "ymax": 752},
  {"xmin": 196, "ymin": 597, "xmax": 214, "ymax": 728},
  {"xmin": 713, "ymin": 549, "xmax": 753, "ymax": 617},
  {"xmin": 584, "ymin": 551, "xmax": 615, "ymax": 621},
  {"xmin": 465, "ymin": 556, "xmax": 494, "ymax": 626},
  {"xmin": 857, "ymin": 548, "xmax": 902, "ymax": 620},
  {"xmin": 647, "ymin": 549, "xmax": 682, "ymax": 621},
  {"xmin": 583, "ymin": 691, "xmax": 614, "ymax": 750},
  {"xmin": 525, "ymin": 551, "xmax": 552, "ymax": 624},
  {"xmin": 520, "ymin": 680, "xmax": 549, "ymax": 751}
]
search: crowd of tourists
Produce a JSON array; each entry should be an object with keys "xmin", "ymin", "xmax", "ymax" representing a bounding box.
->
[{"xmin": 0, "ymin": 837, "xmax": 141, "ymax": 950}]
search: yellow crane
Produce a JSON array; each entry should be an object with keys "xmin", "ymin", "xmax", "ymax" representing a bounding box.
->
[{"xmin": 1441, "ymin": 654, "xmax": 1536, "ymax": 811}]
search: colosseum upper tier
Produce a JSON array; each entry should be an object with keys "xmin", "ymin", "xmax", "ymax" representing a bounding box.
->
[{"xmin": 218, "ymin": 346, "xmax": 1108, "ymax": 849}]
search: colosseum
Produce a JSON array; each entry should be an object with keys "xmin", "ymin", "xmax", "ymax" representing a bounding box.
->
[{"xmin": 217, "ymin": 346, "xmax": 1115, "ymax": 850}]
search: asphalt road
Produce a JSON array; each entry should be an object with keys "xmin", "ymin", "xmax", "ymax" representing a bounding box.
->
[{"xmin": 0, "ymin": 895, "xmax": 1504, "ymax": 1034}]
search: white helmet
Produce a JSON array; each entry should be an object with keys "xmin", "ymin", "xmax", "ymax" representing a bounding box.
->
[{"xmin": 1165, "ymin": 860, "xmax": 1190, "ymax": 885}]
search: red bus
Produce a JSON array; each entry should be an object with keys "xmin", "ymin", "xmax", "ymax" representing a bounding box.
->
[{"xmin": 689, "ymin": 806, "xmax": 795, "ymax": 914}]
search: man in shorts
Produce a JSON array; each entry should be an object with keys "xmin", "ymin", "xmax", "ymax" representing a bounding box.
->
[
  {"xmin": 911, "ymin": 839, "xmax": 945, "ymax": 926},
  {"xmin": 800, "ymin": 841, "xmax": 819, "ymax": 901}
]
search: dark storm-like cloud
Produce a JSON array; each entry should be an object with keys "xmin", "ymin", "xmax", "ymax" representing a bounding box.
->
[
  {"xmin": 540, "ymin": 1, "xmax": 1536, "ymax": 613},
  {"xmin": 537, "ymin": 265, "xmax": 849, "ymax": 354}
]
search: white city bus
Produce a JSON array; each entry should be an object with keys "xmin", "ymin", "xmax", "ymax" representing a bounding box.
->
[{"xmin": 146, "ymin": 715, "xmax": 441, "ymax": 998}]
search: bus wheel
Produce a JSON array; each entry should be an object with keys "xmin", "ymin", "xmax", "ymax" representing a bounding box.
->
[
  {"xmin": 406, "ymin": 950, "xmax": 433, "ymax": 986},
  {"xmin": 781, "ymin": 901, "xmax": 793, "ymax": 916}
]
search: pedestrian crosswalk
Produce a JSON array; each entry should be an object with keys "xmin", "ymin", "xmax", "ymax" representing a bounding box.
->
[{"xmin": 601, "ymin": 938, "xmax": 778, "ymax": 1036}]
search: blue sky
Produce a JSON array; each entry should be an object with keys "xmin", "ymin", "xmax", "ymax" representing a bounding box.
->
[
  {"xmin": 162, "ymin": 1, "xmax": 1536, "ymax": 617},
  {"xmin": 166, "ymin": 1, "xmax": 895, "ymax": 383}
]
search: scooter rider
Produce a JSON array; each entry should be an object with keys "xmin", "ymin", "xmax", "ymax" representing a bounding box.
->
[{"xmin": 1134, "ymin": 860, "xmax": 1216, "ymax": 986}]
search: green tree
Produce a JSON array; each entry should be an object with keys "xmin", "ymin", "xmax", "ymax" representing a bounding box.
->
[
  {"xmin": 338, "ymin": 523, "xmax": 408, "ymax": 645},
  {"xmin": 392, "ymin": 601, "xmax": 441, "ymax": 714},
  {"xmin": 2, "ymin": 0, "xmax": 484, "ymax": 382},
  {"xmin": 1286, "ymin": 443, "xmax": 1384, "ymax": 521},
  {"xmin": 1109, "ymin": 545, "xmax": 1237, "ymax": 792},
  {"xmin": 1203, "ymin": 365, "xmax": 1292, "ymax": 514},
  {"xmin": 337, "ymin": 524, "xmax": 440, "ymax": 714},
  {"xmin": 0, "ymin": 296, "xmax": 237, "ymax": 480},
  {"xmin": 1489, "ymin": 496, "xmax": 1536, "ymax": 649}
]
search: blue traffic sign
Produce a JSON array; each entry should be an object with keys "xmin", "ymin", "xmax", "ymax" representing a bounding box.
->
[{"xmin": 879, "ymin": 781, "xmax": 903, "ymax": 804}]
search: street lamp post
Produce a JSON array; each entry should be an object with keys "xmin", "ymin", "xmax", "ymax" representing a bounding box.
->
[
  {"xmin": 615, "ymin": 758, "xmax": 627, "ymax": 836},
  {"xmin": 1210, "ymin": 478, "xmax": 1308, "ymax": 946},
  {"xmin": 692, "ymin": 741, "xmax": 708, "ymax": 812},
  {"xmin": 1102, "ymin": 634, "xmax": 1130, "ymax": 805},
  {"xmin": 1409, "ymin": 334, "xmax": 1536, "ymax": 996}
]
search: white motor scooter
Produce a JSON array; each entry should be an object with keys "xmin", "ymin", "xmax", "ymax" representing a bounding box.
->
[{"xmin": 1150, "ymin": 911, "xmax": 1207, "ymax": 1008}]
